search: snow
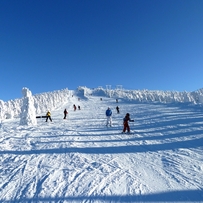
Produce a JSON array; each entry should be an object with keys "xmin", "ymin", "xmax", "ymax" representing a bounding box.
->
[
  {"xmin": 20, "ymin": 87, "xmax": 37, "ymax": 126},
  {"xmin": 0, "ymin": 86, "xmax": 203, "ymax": 202}
]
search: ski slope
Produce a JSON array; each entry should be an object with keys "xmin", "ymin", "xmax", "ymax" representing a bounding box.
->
[{"xmin": 1, "ymin": 93, "xmax": 203, "ymax": 203}]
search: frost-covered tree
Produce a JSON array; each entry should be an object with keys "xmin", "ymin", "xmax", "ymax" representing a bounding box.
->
[
  {"xmin": 20, "ymin": 87, "xmax": 37, "ymax": 126},
  {"xmin": 0, "ymin": 86, "xmax": 203, "ymax": 120}
]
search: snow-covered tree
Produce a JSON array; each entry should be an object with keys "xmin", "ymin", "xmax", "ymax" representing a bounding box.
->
[{"xmin": 20, "ymin": 87, "xmax": 37, "ymax": 126}]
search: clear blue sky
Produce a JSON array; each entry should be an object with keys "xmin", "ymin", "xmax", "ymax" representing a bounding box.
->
[{"xmin": 1, "ymin": 0, "xmax": 203, "ymax": 101}]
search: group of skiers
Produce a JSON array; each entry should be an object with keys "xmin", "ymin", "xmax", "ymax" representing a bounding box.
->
[
  {"xmin": 64, "ymin": 104, "xmax": 80, "ymax": 119},
  {"xmin": 45, "ymin": 104, "xmax": 80, "ymax": 122},
  {"xmin": 73, "ymin": 104, "xmax": 81, "ymax": 111},
  {"xmin": 45, "ymin": 104, "xmax": 134, "ymax": 133},
  {"xmin": 105, "ymin": 107, "xmax": 134, "ymax": 133}
]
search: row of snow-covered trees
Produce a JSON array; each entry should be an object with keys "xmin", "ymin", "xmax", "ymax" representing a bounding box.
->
[
  {"xmin": 86, "ymin": 87, "xmax": 203, "ymax": 104},
  {"xmin": 108, "ymin": 89, "xmax": 202, "ymax": 103},
  {"xmin": 1, "ymin": 86, "xmax": 203, "ymax": 120},
  {"xmin": 0, "ymin": 88, "xmax": 70, "ymax": 120}
]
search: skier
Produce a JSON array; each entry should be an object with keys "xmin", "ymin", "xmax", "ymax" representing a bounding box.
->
[
  {"xmin": 63, "ymin": 108, "xmax": 68, "ymax": 119},
  {"xmin": 46, "ymin": 110, "xmax": 52, "ymax": 122},
  {"xmin": 116, "ymin": 106, "xmax": 120, "ymax": 114},
  {"xmin": 78, "ymin": 105, "xmax": 81, "ymax": 110},
  {"xmin": 106, "ymin": 107, "xmax": 112, "ymax": 127},
  {"xmin": 73, "ymin": 104, "xmax": 77, "ymax": 111},
  {"xmin": 122, "ymin": 113, "xmax": 134, "ymax": 133}
]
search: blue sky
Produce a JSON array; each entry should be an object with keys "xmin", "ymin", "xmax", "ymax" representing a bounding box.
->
[{"xmin": 1, "ymin": 0, "xmax": 203, "ymax": 101}]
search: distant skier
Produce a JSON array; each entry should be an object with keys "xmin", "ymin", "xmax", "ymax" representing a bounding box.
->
[
  {"xmin": 46, "ymin": 110, "xmax": 52, "ymax": 122},
  {"xmin": 106, "ymin": 107, "xmax": 112, "ymax": 127},
  {"xmin": 78, "ymin": 105, "xmax": 81, "ymax": 110},
  {"xmin": 63, "ymin": 108, "xmax": 68, "ymax": 119},
  {"xmin": 116, "ymin": 106, "xmax": 120, "ymax": 114},
  {"xmin": 73, "ymin": 104, "xmax": 77, "ymax": 111},
  {"xmin": 122, "ymin": 113, "xmax": 134, "ymax": 133}
]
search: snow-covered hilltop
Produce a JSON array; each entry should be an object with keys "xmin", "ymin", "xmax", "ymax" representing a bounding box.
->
[{"xmin": 1, "ymin": 86, "xmax": 203, "ymax": 120}]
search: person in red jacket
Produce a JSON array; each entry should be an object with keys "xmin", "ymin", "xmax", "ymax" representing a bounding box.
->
[
  {"xmin": 123, "ymin": 113, "xmax": 134, "ymax": 133},
  {"xmin": 73, "ymin": 104, "xmax": 77, "ymax": 111}
]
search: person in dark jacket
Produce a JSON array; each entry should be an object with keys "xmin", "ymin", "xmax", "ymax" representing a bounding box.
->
[
  {"xmin": 63, "ymin": 109, "xmax": 68, "ymax": 119},
  {"xmin": 46, "ymin": 111, "xmax": 52, "ymax": 122},
  {"xmin": 116, "ymin": 106, "xmax": 120, "ymax": 114},
  {"xmin": 122, "ymin": 113, "xmax": 134, "ymax": 133}
]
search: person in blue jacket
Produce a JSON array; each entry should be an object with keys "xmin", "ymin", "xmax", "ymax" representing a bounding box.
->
[{"xmin": 106, "ymin": 107, "xmax": 112, "ymax": 126}]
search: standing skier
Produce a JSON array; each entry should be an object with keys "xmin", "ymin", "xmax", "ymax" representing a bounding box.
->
[
  {"xmin": 46, "ymin": 110, "xmax": 52, "ymax": 122},
  {"xmin": 116, "ymin": 106, "xmax": 120, "ymax": 114},
  {"xmin": 122, "ymin": 113, "xmax": 134, "ymax": 133},
  {"xmin": 106, "ymin": 107, "xmax": 112, "ymax": 127},
  {"xmin": 63, "ymin": 108, "xmax": 68, "ymax": 119},
  {"xmin": 73, "ymin": 104, "xmax": 77, "ymax": 111}
]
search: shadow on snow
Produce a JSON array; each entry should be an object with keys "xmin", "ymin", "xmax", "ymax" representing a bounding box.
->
[
  {"xmin": 1, "ymin": 189, "xmax": 203, "ymax": 202},
  {"xmin": 1, "ymin": 136, "xmax": 203, "ymax": 155}
]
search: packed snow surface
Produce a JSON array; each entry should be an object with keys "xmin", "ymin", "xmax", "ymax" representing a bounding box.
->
[{"xmin": 0, "ymin": 87, "xmax": 203, "ymax": 202}]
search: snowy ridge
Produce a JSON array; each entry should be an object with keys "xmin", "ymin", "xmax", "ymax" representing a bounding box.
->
[{"xmin": 1, "ymin": 86, "xmax": 203, "ymax": 120}]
